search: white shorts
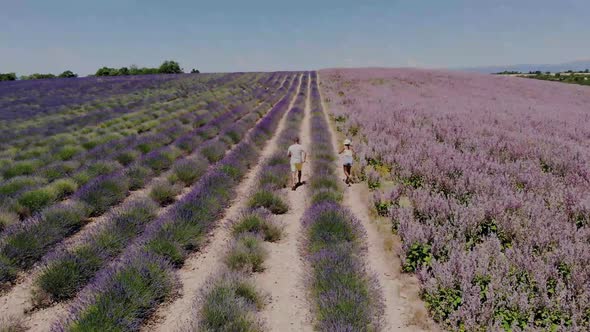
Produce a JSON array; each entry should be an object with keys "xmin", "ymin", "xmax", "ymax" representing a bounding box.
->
[{"xmin": 290, "ymin": 162, "xmax": 302, "ymax": 172}]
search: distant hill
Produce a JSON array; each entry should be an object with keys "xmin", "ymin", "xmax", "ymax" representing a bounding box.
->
[{"xmin": 460, "ymin": 60, "xmax": 590, "ymax": 74}]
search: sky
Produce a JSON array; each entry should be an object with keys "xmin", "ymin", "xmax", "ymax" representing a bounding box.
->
[{"xmin": 1, "ymin": 0, "xmax": 589, "ymax": 75}]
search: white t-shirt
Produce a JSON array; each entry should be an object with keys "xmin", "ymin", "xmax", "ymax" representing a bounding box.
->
[{"xmin": 288, "ymin": 144, "xmax": 305, "ymax": 163}]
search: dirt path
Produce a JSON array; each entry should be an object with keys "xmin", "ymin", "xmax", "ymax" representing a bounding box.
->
[
  {"xmin": 317, "ymin": 73, "xmax": 436, "ymax": 332},
  {"xmin": 142, "ymin": 74, "xmax": 303, "ymax": 332},
  {"xmin": 253, "ymin": 74, "xmax": 313, "ymax": 332}
]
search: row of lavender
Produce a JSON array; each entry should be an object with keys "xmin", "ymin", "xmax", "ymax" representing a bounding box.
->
[
  {"xmin": 0, "ymin": 74, "xmax": 293, "ymax": 288},
  {"xmin": 28, "ymin": 74, "xmax": 298, "ymax": 308},
  {"xmin": 53, "ymin": 74, "xmax": 302, "ymax": 331},
  {"xmin": 301, "ymin": 73, "xmax": 382, "ymax": 331},
  {"xmin": 194, "ymin": 74, "xmax": 309, "ymax": 331},
  {"xmin": 320, "ymin": 68, "xmax": 590, "ymax": 331},
  {"xmin": 248, "ymin": 74, "xmax": 308, "ymax": 213},
  {"xmin": 0, "ymin": 74, "xmax": 275, "ymax": 221}
]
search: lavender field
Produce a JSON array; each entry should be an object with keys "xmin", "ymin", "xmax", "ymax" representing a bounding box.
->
[
  {"xmin": 0, "ymin": 71, "xmax": 308, "ymax": 331},
  {"xmin": 320, "ymin": 68, "xmax": 590, "ymax": 331}
]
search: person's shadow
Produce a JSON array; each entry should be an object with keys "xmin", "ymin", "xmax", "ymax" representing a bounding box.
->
[{"xmin": 293, "ymin": 181, "xmax": 306, "ymax": 190}]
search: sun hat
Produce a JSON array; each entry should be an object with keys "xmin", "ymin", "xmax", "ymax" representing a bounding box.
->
[{"xmin": 343, "ymin": 139, "xmax": 351, "ymax": 145}]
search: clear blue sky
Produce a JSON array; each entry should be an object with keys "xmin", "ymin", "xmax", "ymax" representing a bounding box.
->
[{"xmin": 1, "ymin": 0, "xmax": 589, "ymax": 75}]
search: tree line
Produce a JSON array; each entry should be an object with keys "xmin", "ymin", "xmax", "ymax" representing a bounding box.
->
[{"xmin": 0, "ymin": 60, "xmax": 199, "ymax": 81}]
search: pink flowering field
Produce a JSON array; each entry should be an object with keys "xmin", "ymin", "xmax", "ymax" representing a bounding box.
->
[{"xmin": 320, "ymin": 68, "xmax": 590, "ymax": 331}]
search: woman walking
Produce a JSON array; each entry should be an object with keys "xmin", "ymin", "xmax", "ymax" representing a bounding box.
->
[{"xmin": 339, "ymin": 138, "xmax": 354, "ymax": 186}]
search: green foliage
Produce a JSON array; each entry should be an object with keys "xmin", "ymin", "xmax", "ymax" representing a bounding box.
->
[
  {"xmin": 402, "ymin": 173, "xmax": 423, "ymax": 189},
  {"xmin": 219, "ymin": 164, "xmax": 242, "ymax": 181},
  {"xmin": 58, "ymin": 70, "xmax": 78, "ymax": 78},
  {"xmin": 0, "ymin": 72, "xmax": 17, "ymax": 81},
  {"xmin": 374, "ymin": 200, "xmax": 392, "ymax": 217},
  {"xmin": 3, "ymin": 160, "xmax": 38, "ymax": 179},
  {"xmin": 20, "ymin": 73, "xmax": 56, "ymax": 80},
  {"xmin": 79, "ymin": 177, "xmax": 129, "ymax": 216},
  {"xmin": 49, "ymin": 178, "xmax": 78, "ymax": 199},
  {"xmin": 0, "ymin": 211, "xmax": 18, "ymax": 232},
  {"xmin": 0, "ymin": 202, "xmax": 89, "ymax": 277},
  {"xmin": 115, "ymin": 150, "xmax": 139, "ymax": 166},
  {"xmin": 311, "ymin": 188, "xmax": 343, "ymax": 205},
  {"xmin": 36, "ymin": 246, "xmax": 102, "ymax": 303},
  {"xmin": 149, "ymin": 179, "xmax": 181, "ymax": 206},
  {"xmin": 402, "ymin": 242, "xmax": 433, "ymax": 272},
  {"xmin": 56, "ymin": 145, "xmax": 83, "ymax": 161},
  {"xmin": 17, "ymin": 188, "xmax": 56, "ymax": 216},
  {"xmin": 533, "ymin": 307, "xmax": 570, "ymax": 330},
  {"xmin": 248, "ymin": 190, "xmax": 288, "ymax": 214},
  {"xmin": 526, "ymin": 72, "xmax": 590, "ymax": 87},
  {"xmin": 143, "ymin": 148, "xmax": 181, "ymax": 173},
  {"xmin": 94, "ymin": 60, "xmax": 184, "ymax": 77},
  {"xmin": 308, "ymin": 210, "xmax": 356, "ymax": 252},
  {"xmin": 199, "ymin": 273, "xmax": 264, "ymax": 332},
  {"xmin": 173, "ymin": 157, "xmax": 208, "ymax": 185},
  {"xmin": 494, "ymin": 307, "xmax": 529, "ymax": 331},
  {"xmin": 125, "ymin": 165, "xmax": 153, "ymax": 190},
  {"xmin": 225, "ymin": 234, "xmax": 267, "ymax": 272},
  {"xmin": 423, "ymin": 286, "xmax": 463, "ymax": 323},
  {"xmin": 0, "ymin": 176, "xmax": 47, "ymax": 196},
  {"xmin": 68, "ymin": 260, "xmax": 173, "ymax": 332},
  {"xmin": 147, "ymin": 237, "xmax": 184, "ymax": 266},
  {"xmin": 232, "ymin": 213, "xmax": 282, "ymax": 242},
  {"xmin": 158, "ymin": 60, "xmax": 183, "ymax": 74}
]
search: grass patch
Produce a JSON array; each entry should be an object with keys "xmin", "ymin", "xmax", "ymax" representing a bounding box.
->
[
  {"xmin": 17, "ymin": 187, "xmax": 56, "ymax": 216},
  {"xmin": 3, "ymin": 160, "xmax": 39, "ymax": 179},
  {"xmin": 78, "ymin": 175, "xmax": 129, "ymax": 216},
  {"xmin": 248, "ymin": 190, "xmax": 288, "ymax": 214},
  {"xmin": 232, "ymin": 210, "xmax": 282, "ymax": 242},
  {"xmin": 0, "ymin": 211, "xmax": 18, "ymax": 232},
  {"xmin": 173, "ymin": 157, "xmax": 208, "ymax": 186},
  {"xmin": 125, "ymin": 164, "xmax": 154, "ymax": 191},
  {"xmin": 198, "ymin": 272, "xmax": 264, "ymax": 332},
  {"xmin": 143, "ymin": 147, "xmax": 181, "ymax": 173},
  {"xmin": 49, "ymin": 178, "xmax": 78, "ymax": 200},
  {"xmin": 66, "ymin": 254, "xmax": 174, "ymax": 332},
  {"xmin": 0, "ymin": 176, "xmax": 47, "ymax": 196},
  {"xmin": 115, "ymin": 150, "xmax": 140, "ymax": 166},
  {"xmin": 225, "ymin": 234, "xmax": 267, "ymax": 272},
  {"xmin": 149, "ymin": 179, "xmax": 181, "ymax": 206},
  {"xmin": 0, "ymin": 202, "xmax": 89, "ymax": 282},
  {"xmin": 201, "ymin": 140, "xmax": 227, "ymax": 163},
  {"xmin": 34, "ymin": 198, "xmax": 158, "ymax": 303}
]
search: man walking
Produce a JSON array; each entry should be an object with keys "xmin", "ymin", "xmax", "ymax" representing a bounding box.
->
[{"xmin": 287, "ymin": 137, "xmax": 306, "ymax": 191}]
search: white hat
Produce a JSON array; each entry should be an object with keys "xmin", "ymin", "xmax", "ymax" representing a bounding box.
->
[{"xmin": 343, "ymin": 139, "xmax": 351, "ymax": 145}]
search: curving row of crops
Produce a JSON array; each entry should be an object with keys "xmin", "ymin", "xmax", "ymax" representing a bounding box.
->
[{"xmin": 320, "ymin": 68, "xmax": 590, "ymax": 331}]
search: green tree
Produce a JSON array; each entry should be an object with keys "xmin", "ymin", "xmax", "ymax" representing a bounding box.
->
[
  {"xmin": 159, "ymin": 60, "xmax": 183, "ymax": 74},
  {"xmin": 118, "ymin": 67, "xmax": 130, "ymax": 75},
  {"xmin": 190, "ymin": 68, "xmax": 200, "ymax": 74},
  {"xmin": 21, "ymin": 73, "xmax": 57, "ymax": 80},
  {"xmin": 59, "ymin": 70, "xmax": 78, "ymax": 78},
  {"xmin": 95, "ymin": 67, "xmax": 119, "ymax": 76},
  {"xmin": 0, "ymin": 73, "xmax": 17, "ymax": 81}
]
